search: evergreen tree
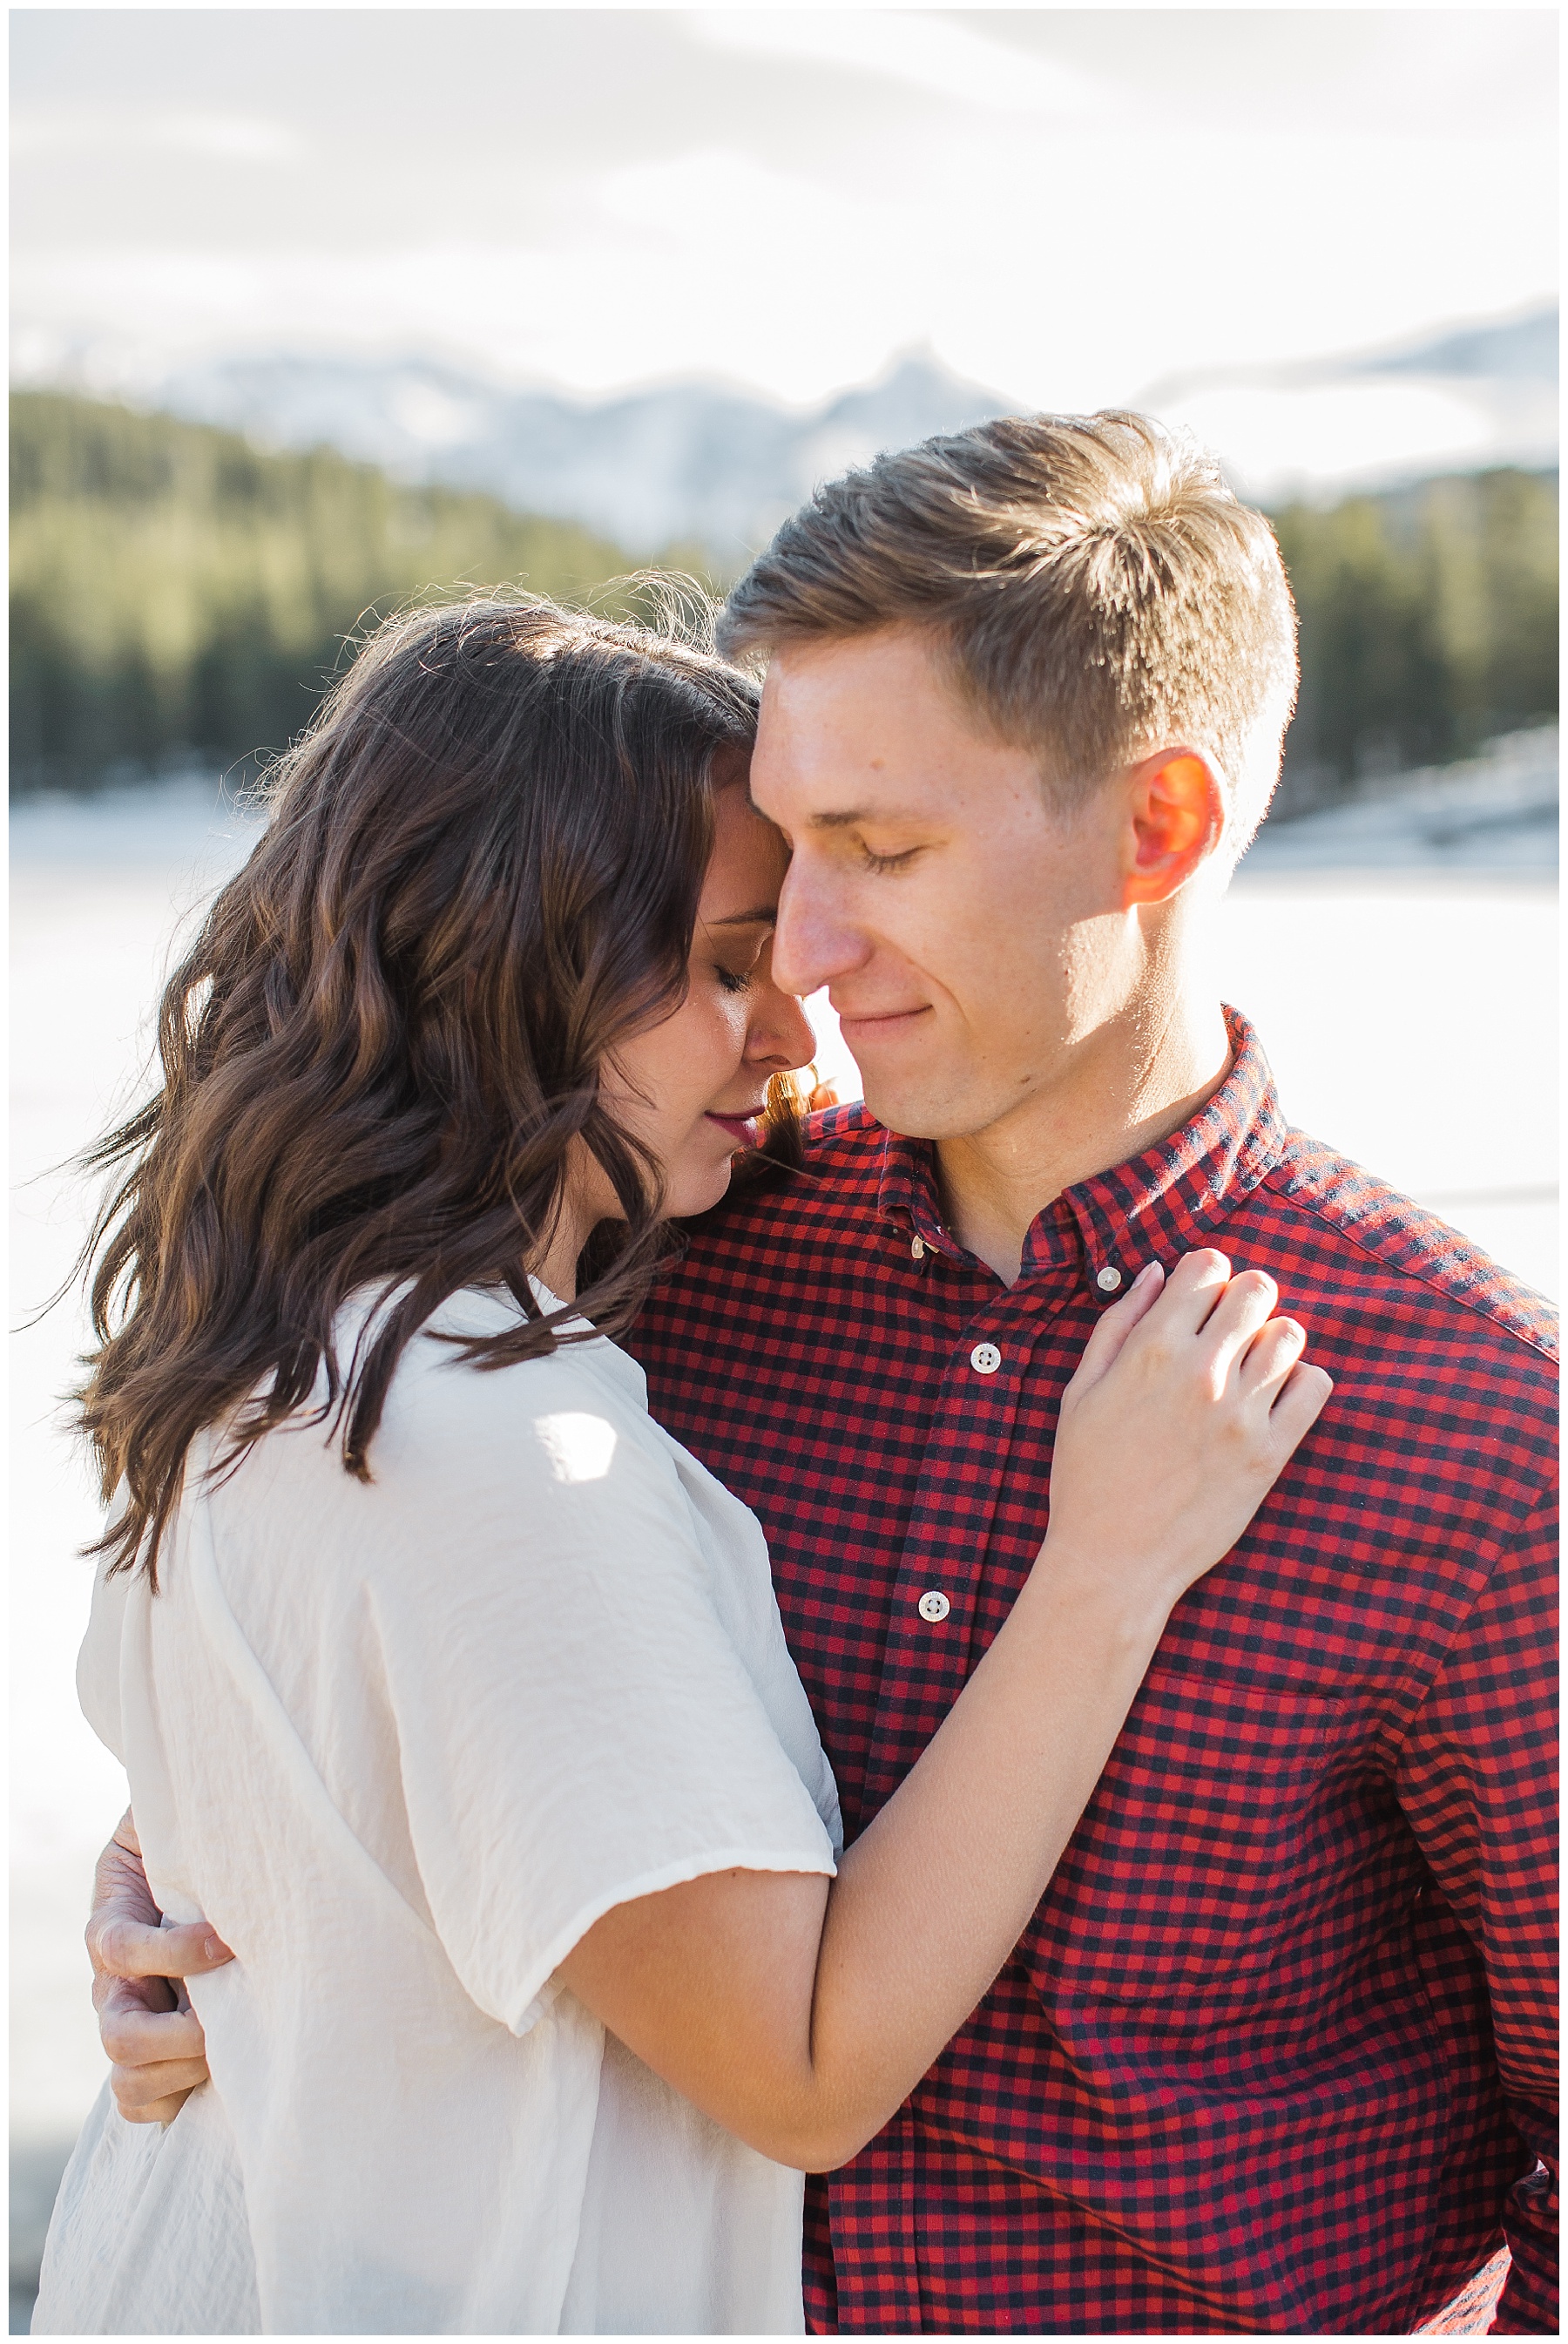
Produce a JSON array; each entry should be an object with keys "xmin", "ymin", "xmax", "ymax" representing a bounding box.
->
[
  {"xmin": 10, "ymin": 391, "xmax": 1558, "ymax": 803},
  {"xmin": 10, "ymin": 393, "xmax": 652, "ymax": 790},
  {"xmin": 1271, "ymin": 469, "xmax": 1557, "ymax": 808}
]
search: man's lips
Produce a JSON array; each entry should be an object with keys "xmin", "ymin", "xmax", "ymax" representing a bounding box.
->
[
  {"xmin": 835, "ymin": 1005, "xmax": 933, "ymax": 1045},
  {"xmin": 706, "ymin": 1108, "xmax": 765, "ymax": 1147}
]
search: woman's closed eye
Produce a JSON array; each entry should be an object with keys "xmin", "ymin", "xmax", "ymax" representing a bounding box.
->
[{"xmin": 709, "ymin": 925, "xmax": 774, "ymax": 996}]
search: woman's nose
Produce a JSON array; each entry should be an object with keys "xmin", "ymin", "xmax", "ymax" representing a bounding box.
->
[{"xmin": 747, "ymin": 975, "xmax": 817, "ymax": 1075}]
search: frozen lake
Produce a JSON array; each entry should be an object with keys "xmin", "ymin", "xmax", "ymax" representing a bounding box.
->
[{"xmin": 9, "ymin": 761, "xmax": 1558, "ymax": 2316}]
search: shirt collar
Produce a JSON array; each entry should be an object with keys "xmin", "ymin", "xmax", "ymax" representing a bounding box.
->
[{"xmin": 875, "ymin": 1006, "xmax": 1288, "ymax": 1301}]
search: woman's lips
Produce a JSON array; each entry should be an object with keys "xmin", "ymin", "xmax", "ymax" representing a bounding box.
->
[{"xmin": 706, "ymin": 1110, "xmax": 763, "ymax": 1148}]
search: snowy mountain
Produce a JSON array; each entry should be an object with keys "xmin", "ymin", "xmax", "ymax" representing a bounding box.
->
[
  {"xmin": 16, "ymin": 305, "xmax": 1554, "ymax": 558},
  {"xmin": 1140, "ymin": 306, "xmax": 1557, "ymax": 504},
  {"xmin": 1360, "ymin": 308, "xmax": 1557, "ymax": 383},
  {"xmin": 144, "ymin": 349, "xmax": 1009, "ymax": 565}
]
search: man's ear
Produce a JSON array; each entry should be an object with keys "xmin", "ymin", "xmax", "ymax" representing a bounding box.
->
[{"xmin": 1121, "ymin": 750, "xmax": 1224, "ymax": 907}]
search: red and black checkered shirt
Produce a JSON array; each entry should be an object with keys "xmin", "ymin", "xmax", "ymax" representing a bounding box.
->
[{"xmin": 631, "ymin": 1009, "xmax": 1558, "ymax": 2335}]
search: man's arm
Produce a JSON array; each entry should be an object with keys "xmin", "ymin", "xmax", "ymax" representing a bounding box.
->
[
  {"xmin": 86, "ymin": 1811, "xmax": 229, "ymax": 2123},
  {"xmin": 1395, "ymin": 1496, "xmax": 1558, "ymax": 2335}
]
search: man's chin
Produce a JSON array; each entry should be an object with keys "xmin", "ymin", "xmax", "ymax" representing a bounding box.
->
[{"xmin": 857, "ymin": 1070, "xmax": 976, "ymax": 1144}]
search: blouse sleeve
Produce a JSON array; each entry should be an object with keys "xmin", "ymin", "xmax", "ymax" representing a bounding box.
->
[
  {"xmin": 78, "ymin": 1555, "xmax": 132, "ymax": 1763},
  {"xmin": 354, "ymin": 1347, "xmax": 837, "ymax": 2035}
]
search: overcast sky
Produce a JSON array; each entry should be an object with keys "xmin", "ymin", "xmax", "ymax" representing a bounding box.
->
[{"xmin": 10, "ymin": 7, "xmax": 1558, "ymax": 410}]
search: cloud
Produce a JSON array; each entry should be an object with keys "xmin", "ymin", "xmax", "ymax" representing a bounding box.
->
[
  {"xmin": 9, "ymin": 10, "xmax": 1556, "ymax": 426},
  {"xmin": 13, "ymin": 105, "xmax": 298, "ymax": 166},
  {"xmin": 1156, "ymin": 381, "xmax": 1497, "ymax": 502},
  {"xmin": 687, "ymin": 9, "xmax": 1115, "ymax": 123}
]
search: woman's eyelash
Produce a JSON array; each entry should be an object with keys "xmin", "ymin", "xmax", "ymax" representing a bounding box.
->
[{"xmin": 716, "ymin": 965, "xmax": 755, "ymax": 994}]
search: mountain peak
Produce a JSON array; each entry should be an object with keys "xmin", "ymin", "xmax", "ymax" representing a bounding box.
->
[
  {"xmin": 139, "ymin": 346, "xmax": 1014, "ymax": 563},
  {"xmin": 1354, "ymin": 305, "xmax": 1558, "ymax": 385}
]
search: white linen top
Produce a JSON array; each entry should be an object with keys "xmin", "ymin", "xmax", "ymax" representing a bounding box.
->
[{"xmin": 35, "ymin": 1289, "xmax": 841, "ymax": 2335}]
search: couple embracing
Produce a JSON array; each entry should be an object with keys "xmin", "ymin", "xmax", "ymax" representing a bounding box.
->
[{"xmin": 37, "ymin": 415, "xmax": 1555, "ymax": 2335}]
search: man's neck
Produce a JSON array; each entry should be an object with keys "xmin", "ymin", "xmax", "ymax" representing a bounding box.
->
[{"xmin": 934, "ymin": 991, "xmax": 1232, "ymax": 1285}]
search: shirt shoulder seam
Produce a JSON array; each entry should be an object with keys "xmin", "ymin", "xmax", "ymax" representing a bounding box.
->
[{"xmin": 1258, "ymin": 1167, "xmax": 1560, "ymax": 1370}]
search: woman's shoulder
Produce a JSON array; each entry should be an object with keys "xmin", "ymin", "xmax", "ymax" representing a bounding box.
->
[
  {"xmin": 221, "ymin": 1287, "xmax": 689, "ymax": 1585},
  {"xmin": 416, "ymin": 1287, "xmax": 648, "ymax": 1406},
  {"xmin": 321, "ymin": 1282, "xmax": 644, "ymax": 1421},
  {"xmin": 365, "ymin": 1287, "xmax": 671, "ymax": 1493}
]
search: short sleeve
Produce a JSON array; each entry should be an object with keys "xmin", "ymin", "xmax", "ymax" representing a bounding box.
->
[{"xmin": 355, "ymin": 1345, "xmax": 837, "ymax": 2035}]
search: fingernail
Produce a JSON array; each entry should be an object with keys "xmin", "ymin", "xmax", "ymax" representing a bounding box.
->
[
  {"xmin": 1133, "ymin": 1260, "xmax": 1162, "ymax": 1285},
  {"xmin": 205, "ymin": 1938, "xmax": 225, "ymax": 1961}
]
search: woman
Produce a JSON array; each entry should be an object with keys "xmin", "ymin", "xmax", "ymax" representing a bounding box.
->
[{"xmin": 36, "ymin": 596, "xmax": 1328, "ymax": 2334}]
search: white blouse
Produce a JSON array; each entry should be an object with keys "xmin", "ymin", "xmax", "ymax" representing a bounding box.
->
[{"xmin": 35, "ymin": 1290, "xmax": 841, "ymax": 2334}]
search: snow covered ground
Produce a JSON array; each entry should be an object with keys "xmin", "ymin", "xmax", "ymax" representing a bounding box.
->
[
  {"xmin": 10, "ymin": 755, "xmax": 1557, "ymax": 2320},
  {"xmin": 1241, "ymin": 728, "xmax": 1558, "ymax": 876}
]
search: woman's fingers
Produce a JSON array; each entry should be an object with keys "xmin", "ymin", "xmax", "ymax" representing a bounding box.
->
[
  {"xmin": 95, "ymin": 1982, "xmax": 208, "ymax": 2068},
  {"xmin": 1268, "ymin": 1360, "xmax": 1335, "ymax": 1451},
  {"xmin": 113, "ymin": 2053, "xmax": 211, "ymax": 2104},
  {"xmin": 1123, "ymin": 1255, "xmax": 1281, "ymax": 1393},
  {"xmin": 1238, "ymin": 1315, "xmax": 1307, "ymax": 1399},
  {"xmin": 123, "ymin": 2095, "xmax": 193, "ymax": 2126},
  {"xmin": 84, "ymin": 1833, "xmax": 224, "ymax": 2116},
  {"xmin": 1096, "ymin": 1252, "xmax": 1318, "ymax": 1421},
  {"xmin": 112, "ymin": 2059, "xmax": 208, "ymax": 2124},
  {"xmin": 1048, "ymin": 1243, "xmax": 1330, "ymax": 1610},
  {"xmin": 93, "ymin": 1970, "xmax": 214, "ymax": 2119},
  {"xmin": 85, "ymin": 1817, "xmax": 232, "ymax": 1983},
  {"xmin": 1199, "ymin": 1269, "xmax": 1280, "ymax": 1379},
  {"xmin": 1068, "ymin": 1259, "xmax": 1165, "ymax": 1390},
  {"xmin": 1146, "ymin": 1248, "xmax": 1233, "ymax": 1336},
  {"xmin": 87, "ymin": 1910, "xmax": 232, "ymax": 1981}
]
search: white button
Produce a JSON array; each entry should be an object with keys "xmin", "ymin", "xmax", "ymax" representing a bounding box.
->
[
  {"xmin": 910, "ymin": 1235, "xmax": 926, "ymax": 1260},
  {"xmin": 970, "ymin": 1341, "xmax": 1002, "ymax": 1375},
  {"xmin": 1096, "ymin": 1265, "xmax": 1123, "ymax": 1292},
  {"xmin": 917, "ymin": 1589, "xmax": 950, "ymax": 1623}
]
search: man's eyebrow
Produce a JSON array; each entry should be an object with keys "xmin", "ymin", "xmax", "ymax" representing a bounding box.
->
[
  {"xmin": 708, "ymin": 904, "xmax": 778, "ymax": 927},
  {"xmin": 807, "ymin": 806, "xmax": 918, "ymax": 830}
]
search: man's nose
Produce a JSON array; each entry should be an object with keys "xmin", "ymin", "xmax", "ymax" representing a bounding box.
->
[{"xmin": 770, "ymin": 861, "xmax": 870, "ymax": 1000}]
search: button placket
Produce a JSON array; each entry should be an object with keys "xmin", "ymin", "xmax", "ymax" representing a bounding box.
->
[{"xmin": 859, "ymin": 1311, "xmax": 1048, "ymax": 1810}]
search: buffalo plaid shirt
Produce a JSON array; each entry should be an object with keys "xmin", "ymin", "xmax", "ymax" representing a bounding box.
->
[{"xmin": 630, "ymin": 1009, "xmax": 1558, "ymax": 2335}]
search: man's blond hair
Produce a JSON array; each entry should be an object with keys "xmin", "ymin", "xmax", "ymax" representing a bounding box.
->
[{"xmin": 719, "ymin": 411, "xmax": 1299, "ymax": 861}]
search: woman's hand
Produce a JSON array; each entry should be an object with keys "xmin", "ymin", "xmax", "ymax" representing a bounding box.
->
[
  {"xmin": 85, "ymin": 1812, "xmax": 226, "ymax": 2124},
  {"xmin": 561, "ymin": 1251, "xmax": 1329, "ymax": 2174},
  {"xmin": 1045, "ymin": 1250, "xmax": 1330, "ymax": 1616}
]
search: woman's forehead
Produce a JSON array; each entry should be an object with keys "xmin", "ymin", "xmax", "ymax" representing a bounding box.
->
[{"xmin": 700, "ymin": 783, "xmax": 786, "ymax": 921}]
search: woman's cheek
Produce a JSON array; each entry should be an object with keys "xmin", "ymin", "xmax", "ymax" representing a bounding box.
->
[{"xmin": 713, "ymin": 987, "xmax": 751, "ymax": 1065}]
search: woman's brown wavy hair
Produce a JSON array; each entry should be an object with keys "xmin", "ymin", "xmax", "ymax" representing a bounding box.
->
[{"xmin": 77, "ymin": 593, "xmax": 791, "ymax": 1585}]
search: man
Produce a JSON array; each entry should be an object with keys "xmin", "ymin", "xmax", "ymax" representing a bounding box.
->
[{"xmin": 88, "ymin": 413, "xmax": 1556, "ymax": 2332}]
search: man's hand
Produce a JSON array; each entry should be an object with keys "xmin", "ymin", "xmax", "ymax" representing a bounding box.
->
[{"xmin": 87, "ymin": 1811, "xmax": 229, "ymax": 2124}]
